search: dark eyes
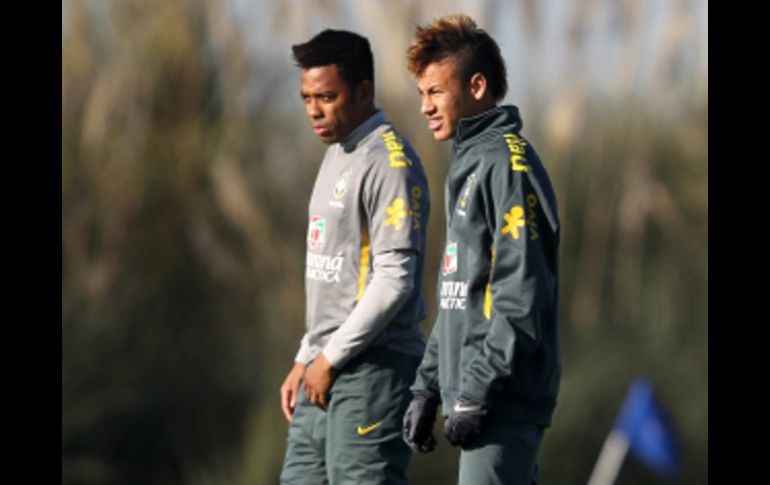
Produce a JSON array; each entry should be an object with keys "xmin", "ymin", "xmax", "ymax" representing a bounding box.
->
[{"xmin": 301, "ymin": 94, "xmax": 336, "ymax": 102}]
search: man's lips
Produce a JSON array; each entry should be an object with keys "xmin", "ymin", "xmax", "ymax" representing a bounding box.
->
[
  {"xmin": 314, "ymin": 125, "xmax": 332, "ymax": 136},
  {"xmin": 428, "ymin": 118, "xmax": 442, "ymax": 131}
]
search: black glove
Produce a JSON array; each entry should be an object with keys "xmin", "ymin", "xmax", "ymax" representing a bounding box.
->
[
  {"xmin": 443, "ymin": 397, "xmax": 486, "ymax": 447},
  {"xmin": 402, "ymin": 392, "xmax": 440, "ymax": 453}
]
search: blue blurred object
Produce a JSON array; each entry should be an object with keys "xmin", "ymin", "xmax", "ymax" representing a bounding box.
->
[{"xmin": 614, "ymin": 378, "xmax": 680, "ymax": 477}]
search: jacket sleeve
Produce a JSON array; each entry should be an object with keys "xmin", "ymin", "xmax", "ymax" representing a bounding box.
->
[
  {"xmin": 322, "ymin": 249, "xmax": 417, "ymax": 367},
  {"xmin": 410, "ymin": 318, "xmax": 441, "ymax": 399},
  {"xmin": 459, "ymin": 152, "xmax": 559, "ymax": 405},
  {"xmin": 294, "ymin": 333, "xmax": 314, "ymax": 365}
]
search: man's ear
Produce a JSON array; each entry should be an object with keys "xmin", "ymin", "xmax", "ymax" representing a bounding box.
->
[
  {"xmin": 355, "ymin": 80, "xmax": 374, "ymax": 105},
  {"xmin": 469, "ymin": 72, "xmax": 488, "ymax": 101}
]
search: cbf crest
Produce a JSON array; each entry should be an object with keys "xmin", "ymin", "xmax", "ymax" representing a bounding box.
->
[
  {"xmin": 456, "ymin": 173, "xmax": 477, "ymax": 217},
  {"xmin": 333, "ymin": 171, "xmax": 351, "ymax": 199}
]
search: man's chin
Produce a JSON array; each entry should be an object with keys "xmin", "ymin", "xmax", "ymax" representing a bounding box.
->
[
  {"xmin": 433, "ymin": 130, "xmax": 452, "ymax": 142},
  {"xmin": 317, "ymin": 133, "xmax": 338, "ymax": 144}
]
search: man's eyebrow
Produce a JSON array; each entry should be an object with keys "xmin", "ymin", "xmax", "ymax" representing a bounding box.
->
[{"xmin": 417, "ymin": 84, "xmax": 440, "ymax": 94}]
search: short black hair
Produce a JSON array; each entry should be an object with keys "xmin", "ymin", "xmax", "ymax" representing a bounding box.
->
[{"xmin": 291, "ymin": 29, "xmax": 374, "ymax": 91}]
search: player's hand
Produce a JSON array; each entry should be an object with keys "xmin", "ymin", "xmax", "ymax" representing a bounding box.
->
[
  {"xmin": 443, "ymin": 397, "xmax": 486, "ymax": 447},
  {"xmin": 280, "ymin": 362, "xmax": 306, "ymax": 421},
  {"xmin": 304, "ymin": 353, "xmax": 336, "ymax": 411}
]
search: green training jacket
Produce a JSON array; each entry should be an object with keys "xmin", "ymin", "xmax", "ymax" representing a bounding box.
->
[{"xmin": 412, "ymin": 105, "xmax": 561, "ymax": 426}]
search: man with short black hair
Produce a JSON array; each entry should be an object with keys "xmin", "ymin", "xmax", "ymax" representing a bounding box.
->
[{"xmin": 279, "ymin": 29, "xmax": 430, "ymax": 485}]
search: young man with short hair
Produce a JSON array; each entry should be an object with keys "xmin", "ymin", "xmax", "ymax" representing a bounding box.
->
[
  {"xmin": 279, "ymin": 29, "xmax": 430, "ymax": 485},
  {"xmin": 402, "ymin": 15, "xmax": 561, "ymax": 485}
]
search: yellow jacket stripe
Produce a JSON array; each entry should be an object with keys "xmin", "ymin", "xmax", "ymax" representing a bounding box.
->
[
  {"xmin": 357, "ymin": 222, "xmax": 371, "ymax": 301},
  {"xmin": 483, "ymin": 246, "xmax": 496, "ymax": 319}
]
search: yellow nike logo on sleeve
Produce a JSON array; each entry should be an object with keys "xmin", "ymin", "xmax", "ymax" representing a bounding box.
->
[{"xmin": 356, "ymin": 422, "xmax": 382, "ymax": 436}]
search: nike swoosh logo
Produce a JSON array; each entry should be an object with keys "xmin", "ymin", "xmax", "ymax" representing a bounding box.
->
[
  {"xmin": 356, "ymin": 422, "xmax": 382, "ymax": 436},
  {"xmin": 454, "ymin": 403, "xmax": 482, "ymax": 413}
]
